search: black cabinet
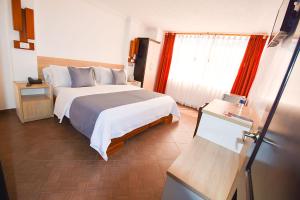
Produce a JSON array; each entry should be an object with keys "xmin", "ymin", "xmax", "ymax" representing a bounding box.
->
[
  {"xmin": 134, "ymin": 38, "xmax": 160, "ymax": 90},
  {"xmin": 134, "ymin": 38, "xmax": 149, "ymax": 87}
]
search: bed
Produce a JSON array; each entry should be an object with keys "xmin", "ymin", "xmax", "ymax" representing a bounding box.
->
[{"xmin": 38, "ymin": 56, "xmax": 180, "ymax": 160}]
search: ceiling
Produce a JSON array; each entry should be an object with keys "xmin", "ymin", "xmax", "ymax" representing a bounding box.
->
[{"xmin": 94, "ymin": 0, "xmax": 283, "ymax": 33}]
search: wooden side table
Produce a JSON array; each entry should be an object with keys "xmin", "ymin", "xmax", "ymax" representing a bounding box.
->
[{"xmin": 14, "ymin": 82, "xmax": 54, "ymax": 123}]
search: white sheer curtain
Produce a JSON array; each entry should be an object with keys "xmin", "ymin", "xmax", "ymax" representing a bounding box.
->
[{"xmin": 166, "ymin": 34, "xmax": 249, "ymax": 108}]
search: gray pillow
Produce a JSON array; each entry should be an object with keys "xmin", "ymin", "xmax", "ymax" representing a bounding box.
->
[
  {"xmin": 112, "ymin": 69, "xmax": 127, "ymax": 85},
  {"xmin": 68, "ymin": 67, "xmax": 95, "ymax": 88}
]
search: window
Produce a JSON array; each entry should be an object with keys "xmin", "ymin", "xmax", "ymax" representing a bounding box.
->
[{"xmin": 166, "ymin": 34, "xmax": 249, "ymax": 108}]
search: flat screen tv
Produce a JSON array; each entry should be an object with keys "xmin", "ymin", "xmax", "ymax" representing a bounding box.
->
[{"xmin": 268, "ymin": 0, "xmax": 300, "ymax": 47}]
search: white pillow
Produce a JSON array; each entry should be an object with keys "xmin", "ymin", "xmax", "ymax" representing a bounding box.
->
[
  {"xmin": 48, "ymin": 65, "xmax": 71, "ymax": 87},
  {"xmin": 93, "ymin": 67, "xmax": 113, "ymax": 85},
  {"xmin": 42, "ymin": 67, "xmax": 53, "ymax": 84}
]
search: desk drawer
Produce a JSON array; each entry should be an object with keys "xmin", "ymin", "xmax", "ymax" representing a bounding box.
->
[{"xmin": 197, "ymin": 113, "xmax": 250, "ymax": 153}]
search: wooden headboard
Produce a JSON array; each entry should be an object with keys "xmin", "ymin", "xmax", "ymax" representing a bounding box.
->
[{"xmin": 37, "ymin": 56, "xmax": 123, "ymax": 79}]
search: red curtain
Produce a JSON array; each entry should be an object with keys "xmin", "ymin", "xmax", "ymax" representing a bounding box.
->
[
  {"xmin": 155, "ymin": 33, "xmax": 176, "ymax": 93},
  {"xmin": 231, "ymin": 35, "xmax": 268, "ymax": 97}
]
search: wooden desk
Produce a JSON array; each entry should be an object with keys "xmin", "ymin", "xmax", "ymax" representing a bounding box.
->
[
  {"xmin": 202, "ymin": 99, "xmax": 260, "ymax": 132},
  {"xmin": 163, "ymin": 136, "xmax": 250, "ymax": 200}
]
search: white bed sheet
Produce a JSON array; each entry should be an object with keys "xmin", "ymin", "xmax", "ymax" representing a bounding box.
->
[
  {"xmin": 53, "ymin": 85, "xmax": 180, "ymax": 160},
  {"xmin": 53, "ymin": 86, "xmax": 65, "ymax": 97}
]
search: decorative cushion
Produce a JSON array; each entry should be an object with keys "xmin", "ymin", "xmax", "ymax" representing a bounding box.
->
[
  {"xmin": 93, "ymin": 67, "xmax": 114, "ymax": 85},
  {"xmin": 68, "ymin": 67, "xmax": 95, "ymax": 88},
  {"xmin": 112, "ymin": 69, "xmax": 127, "ymax": 85}
]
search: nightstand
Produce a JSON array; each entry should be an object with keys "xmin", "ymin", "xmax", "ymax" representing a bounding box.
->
[
  {"xmin": 14, "ymin": 82, "xmax": 54, "ymax": 123},
  {"xmin": 127, "ymin": 80, "xmax": 142, "ymax": 87}
]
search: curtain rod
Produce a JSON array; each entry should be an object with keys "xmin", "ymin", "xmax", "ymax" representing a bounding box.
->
[{"xmin": 167, "ymin": 32, "xmax": 268, "ymax": 37}]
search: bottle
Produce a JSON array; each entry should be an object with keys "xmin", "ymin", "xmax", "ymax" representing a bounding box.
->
[{"xmin": 238, "ymin": 99, "xmax": 245, "ymax": 115}]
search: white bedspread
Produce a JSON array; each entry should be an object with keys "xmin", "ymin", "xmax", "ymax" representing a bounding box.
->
[{"xmin": 54, "ymin": 85, "xmax": 180, "ymax": 160}]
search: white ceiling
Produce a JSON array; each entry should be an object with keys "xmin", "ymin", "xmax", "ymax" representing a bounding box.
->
[{"xmin": 94, "ymin": 0, "xmax": 283, "ymax": 33}]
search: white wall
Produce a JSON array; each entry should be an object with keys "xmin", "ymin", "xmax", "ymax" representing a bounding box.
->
[
  {"xmin": 122, "ymin": 17, "xmax": 163, "ymax": 65},
  {"xmin": 35, "ymin": 0, "xmax": 162, "ymax": 65},
  {"xmin": 35, "ymin": 0, "xmax": 125, "ymax": 64},
  {"xmin": 0, "ymin": 0, "xmax": 158, "ymax": 110},
  {"xmin": 96, "ymin": 0, "xmax": 283, "ymax": 34},
  {"xmin": 0, "ymin": 0, "xmax": 15, "ymax": 109},
  {"xmin": 10, "ymin": 0, "xmax": 38, "ymax": 82},
  {"xmin": 247, "ymin": 24, "xmax": 300, "ymax": 124},
  {"xmin": 0, "ymin": 0, "xmax": 37, "ymax": 109}
]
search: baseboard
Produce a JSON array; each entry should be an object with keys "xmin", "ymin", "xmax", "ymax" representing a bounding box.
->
[{"xmin": 0, "ymin": 108, "xmax": 16, "ymax": 113}]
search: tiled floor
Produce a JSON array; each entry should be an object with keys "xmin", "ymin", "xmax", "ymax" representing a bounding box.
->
[{"xmin": 0, "ymin": 105, "xmax": 198, "ymax": 200}]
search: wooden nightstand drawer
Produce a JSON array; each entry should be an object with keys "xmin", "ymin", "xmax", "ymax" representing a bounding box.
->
[{"xmin": 22, "ymin": 95, "xmax": 52, "ymax": 122}]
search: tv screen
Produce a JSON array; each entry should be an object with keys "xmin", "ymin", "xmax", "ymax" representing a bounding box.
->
[
  {"xmin": 268, "ymin": 0, "xmax": 300, "ymax": 47},
  {"xmin": 280, "ymin": 0, "xmax": 300, "ymax": 33}
]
